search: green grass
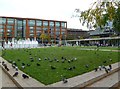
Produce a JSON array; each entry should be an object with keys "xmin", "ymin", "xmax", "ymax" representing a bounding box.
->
[{"xmin": 2, "ymin": 46, "xmax": 119, "ymax": 85}]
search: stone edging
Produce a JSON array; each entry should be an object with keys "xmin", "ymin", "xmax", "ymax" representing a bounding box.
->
[
  {"xmin": 0, "ymin": 65, "xmax": 23, "ymax": 89},
  {"xmin": 72, "ymin": 67, "xmax": 120, "ymax": 88},
  {"xmin": 1, "ymin": 60, "xmax": 120, "ymax": 88}
]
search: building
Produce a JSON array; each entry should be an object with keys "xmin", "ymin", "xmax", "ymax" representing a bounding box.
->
[
  {"xmin": 0, "ymin": 16, "xmax": 67, "ymax": 43},
  {"xmin": 88, "ymin": 27, "xmax": 120, "ymax": 46},
  {"xmin": 67, "ymin": 28, "xmax": 120, "ymax": 46},
  {"xmin": 66, "ymin": 28, "xmax": 89, "ymax": 40}
]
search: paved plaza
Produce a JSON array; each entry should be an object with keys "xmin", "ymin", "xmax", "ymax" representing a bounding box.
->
[
  {"xmin": 87, "ymin": 70, "xmax": 120, "ymax": 87},
  {"xmin": 0, "ymin": 66, "xmax": 18, "ymax": 88}
]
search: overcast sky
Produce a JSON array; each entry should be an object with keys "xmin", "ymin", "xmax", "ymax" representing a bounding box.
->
[{"xmin": 0, "ymin": 0, "xmax": 96, "ymax": 30}]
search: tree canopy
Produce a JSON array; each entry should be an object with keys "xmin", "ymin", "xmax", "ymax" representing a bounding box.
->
[{"xmin": 79, "ymin": 0, "xmax": 120, "ymax": 32}]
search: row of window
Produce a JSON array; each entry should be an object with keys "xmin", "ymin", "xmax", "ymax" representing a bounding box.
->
[{"xmin": 1, "ymin": 18, "xmax": 66, "ymax": 27}]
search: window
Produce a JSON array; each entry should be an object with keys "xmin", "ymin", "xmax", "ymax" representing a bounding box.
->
[
  {"xmin": 8, "ymin": 18, "xmax": 14, "ymax": 22},
  {"xmin": 61, "ymin": 22, "xmax": 65, "ymax": 27},
  {"xmin": 56, "ymin": 28, "xmax": 60, "ymax": 31},
  {"xmin": 7, "ymin": 29, "xmax": 12, "ymax": 32},
  {"xmin": 23, "ymin": 20, "xmax": 26, "ymax": 26},
  {"xmin": 0, "ymin": 29, "xmax": 3, "ymax": 32},
  {"xmin": 36, "ymin": 20, "xmax": 42, "ymax": 26},
  {"xmin": 62, "ymin": 29, "xmax": 66, "ymax": 31},
  {"xmin": 7, "ymin": 26, "xmax": 13, "ymax": 29},
  {"xmin": 2, "ymin": 18, "xmax": 6, "ymax": 24},
  {"xmin": 17, "ymin": 20, "xmax": 23, "ymax": 26},
  {"xmin": 29, "ymin": 20, "xmax": 35, "ymax": 26},
  {"xmin": 43, "ymin": 21, "xmax": 48, "ymax": 26},
  {"xmin": 56, "ymin": 32, "xmax": 60, "ymax": 36},
  {"xmin": 50, "ymin": 22, "xmax": 54, "ymax": 27},
  {"xmin": 56, "ymin": 22, "xmax": 60, "ymax": 27}
]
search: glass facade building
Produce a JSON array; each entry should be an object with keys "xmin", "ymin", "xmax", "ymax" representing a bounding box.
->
[{"xmin": 0, "ymin": 16, "xmax": 67, "ymax": 42}]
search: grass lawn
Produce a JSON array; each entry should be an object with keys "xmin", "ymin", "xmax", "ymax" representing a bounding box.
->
[{"xmin": 2, "ymin": 46, "xmax": 119, "ymax": 85}]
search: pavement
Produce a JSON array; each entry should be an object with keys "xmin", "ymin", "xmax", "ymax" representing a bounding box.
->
[
  {"xmin": 79, "ymin": 48, "xmax": 120, "ymax": 52},
  {"xmin": 87, "ymin": 70, "xmax": 120, "ymax": 87},
  {"xmin": 47, "ymin": 62, "xmax": 120, "ymax": 88},
  {"xmin": 0, "ymin": 66, "xmax": 18, "ymax": 88},
  {"xmin": 0, "ymin": 57, "xmax": 120, "ymax": 88}
]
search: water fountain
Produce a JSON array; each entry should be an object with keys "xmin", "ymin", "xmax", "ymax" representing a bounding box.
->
[{"xmin": 4, "ymin": 38, "xmax": 39, "ymax": 49}]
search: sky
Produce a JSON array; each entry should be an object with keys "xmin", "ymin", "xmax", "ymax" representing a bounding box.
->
[{"xmin": 0, "ymin": 0, "xmax": 96, "ymax": 30}]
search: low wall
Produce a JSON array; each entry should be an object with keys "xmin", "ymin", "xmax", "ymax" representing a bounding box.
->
[
  {"xmin": 0, "ymin": 65, "xmax": 23, "ymax": 89},
  {"xmin": 71, "ymin": 67, "xmax": 120, "ymax": 88}
]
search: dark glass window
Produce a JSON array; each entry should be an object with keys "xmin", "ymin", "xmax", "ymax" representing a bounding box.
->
[
  {"xmin": 43, "ymin": 21, "xmax": 48, "ymax": 26},
  {"xmin": 36, "ymin": 20, "xmax": 42, "ymax": 26},
  {"xmin": 29, "ymin": 20, "xmax": 35, "ymax": 26},
  {"xmin": 2, "ymin": 18, "xmax": 6, "ymax": 24},
  {"xmin": 50, "ymin": 22, "xmax": 54, "ymax": 27},
  {"xmin": 56, "ymin": 22, "xmax": 60, "ymax": 27}
]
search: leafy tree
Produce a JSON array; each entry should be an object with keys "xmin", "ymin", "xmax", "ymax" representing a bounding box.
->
[
  {"xmin": 78, "ymin": 0, "xmax": 120, "ymax": 32},
  {"xmin": 45, "ymin": 35, "xmax": 51, "ymax": 42},
  {"xmin": 40, "ymin": 33, "xmax": 46, "ymax": 44}
]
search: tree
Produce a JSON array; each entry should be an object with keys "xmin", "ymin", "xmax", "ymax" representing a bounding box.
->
[
  {"xmin": 78, "ymin": 0, "xmax": 120, "ymax": 32},
  {"xmin": 45, "ymin": 35, "xmax": 51, "ymax": 43},
  {"xmin": 40, "ymin": 33, "xmax": 46, "ymax": 44}
]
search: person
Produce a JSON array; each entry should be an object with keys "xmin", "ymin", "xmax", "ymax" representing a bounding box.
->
[
  {"xmin": 2, "ymin": 40, "xmax": 4, "ymax": 49},
  {"xmin": 10, "ymin": 42, "xmax": 13, "ymax": 48}
]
